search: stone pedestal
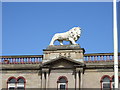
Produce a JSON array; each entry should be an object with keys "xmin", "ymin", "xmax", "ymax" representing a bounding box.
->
[{"xmin": 43, "ymin": 44, "xmax": 85, "ymax": 62}]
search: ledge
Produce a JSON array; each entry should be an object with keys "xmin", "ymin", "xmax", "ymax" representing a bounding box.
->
[
  {"xmin": 43, "ymin": 44, "xmax": 85, "ymax": 52},
  {"xmin": 1, "ymin": 64, "xmax": 41, "ymax": 70}
]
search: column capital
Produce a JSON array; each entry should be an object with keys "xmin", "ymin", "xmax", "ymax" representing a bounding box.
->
[
  {"xmin": 42, "ymin": 68, "xmax": 49, "ymax": 73},
  {"xmin": 76, "ymin": 68, "xmax": 83, "ymax": 73}
]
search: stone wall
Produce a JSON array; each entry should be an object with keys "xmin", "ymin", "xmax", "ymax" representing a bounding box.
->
[{"xmin": 2, "ymin": 70, "xmax": 41, "ymax": 88}]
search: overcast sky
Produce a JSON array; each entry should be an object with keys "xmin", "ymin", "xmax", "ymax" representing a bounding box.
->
[{"xmin": 2, "ymin": 2, "xmax": 119, "ymax": 55}]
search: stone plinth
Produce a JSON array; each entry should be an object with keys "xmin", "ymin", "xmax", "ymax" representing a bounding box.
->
[{"xmin": 43, "ymin": 44, "xmax": 85, "ymax": 62}]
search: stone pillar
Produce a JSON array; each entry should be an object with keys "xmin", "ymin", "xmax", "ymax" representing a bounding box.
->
[
  {"xmin": 40, "ymin": 73, "xmax": 42, "ymax": 89},
  {"xmin": 42, "ymin": 72, "xmax": 45, "ymax": 89},
  {"xmin": 46, "ymin": 72, "xmax": 49, "ymax": 89},
  {"xmin": 80, "ymin": 68, "xmax": 83, "ymax": 89},
  {"xmin": 80, "ymin": 72, "xmax": 83, "ymax": 89},
  {"xmin": 76, "ymin": 71, "xmax": 79, "ymax": 90}
]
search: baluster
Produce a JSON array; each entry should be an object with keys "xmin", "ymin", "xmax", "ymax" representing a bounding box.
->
[
  {"xmin": 25, "ymin": 58, "xmax": 27, "ymax": 64},
  {"xmin": 1, "ymin": 58, "xmax": 3, "ymax": 64},
  {"xmin": 106, "ymin": 55, "xmax": 110, "ymax": 61},
  {"xmin": 36, "ymin": 58, "xmax": 38, "ymax": 63},
  {"xmin": 18, "ymin": 58, "xmax": 20, "ymax": 64},
  {"xmin": 0, "ymin": 58, "xmax": 1, "ymax": 64},
  {"xmin": 100, "ymin": 56, "xmax": 103, "ymax": 61},
  {"xmin": 12, "ymin": 58, "xmax": 14, "ymax": 64},
  {"xmin": 31, "ymin": 58, "xmax": 33, "ymax": 64},
  {"xmin": 104, "ymin": 56, "xmax": 106, "ymax": 61},
  {"xmin": 14, "ymin": 58, "xmax": 16, "ymax": 64},
  {"xmin": 23, "ymin": 58, "xmax": 25, "ymax": 64},
  {"xmin": 20, "ymin": 58, "xmax": 22, "ymax": 64},
  {"xmin": 15, "ymin": 58, "xmax": 18, "ymax": 64},
  {"xmin": 26, "ymin": 58, "xmax": 28, "ymax": 63},
  {"xmin": 12, "ymin": 58, "xmax": 14, "ymax": 63},
  {"xmin": 30, "ymin": 58, "xmax": 32, "ymax": 64},
  {"xmin": 22, "ymin": 58, "xmax": 24, "ymax": 64},
  {"xmin": 15, "ymin": 58, "xmax": 17, "ymax": 64},
  {"xmin": 94, "ymin": 56, "xmax": 97, "ymax": 61},
  {"xmin": 40, "ymin": 57, "xmax": 42, "ymax": 62},
  {"xmin": 33, "ymin": 58, "xmax": 35, "ymax": 63},
  {"xmin": 112, "ymin": 55, "xmax": 114, "ymax": 60},
  {"xmin": 32, "ymin": 58, "xmax": 34, "ymax": 63},
  {"xmin": 84, "ymin": 57, "xmax": 87, "ymax": 61},
  {"xmin": 17, "ymin": 58, "xmax": 19, "ymax": 63},
  {"xmin": 104, "ymin": 55, "xmax": 106, "ymax": 61},
  {"xmin": 28, "ymin": 58, "xmax": 30, "ymax": 64},
  {"xmin": 8, "ymin": 58, "xmax": 11, "ymax": 64},
  {"xmin": 34, "ymin": 57, "xmax": 36, "ymax": 64},
  {"xmin": 88, "ymin": 56, "xmax": 91, "ymax": 61}
]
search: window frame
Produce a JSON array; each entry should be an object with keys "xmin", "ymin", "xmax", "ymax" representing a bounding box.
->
[
  {"xmin": 7, "ymin": 77, "xmax": 17, "ymax": 90},
  {"xmin": 111, "ymin": 75, "xmax": 120, "ymax": 89},
  {"xmin": 7, "ymin": 76, "xmax": 26, "ymax": 90},
  {"xmin": 57, "ymin": 76, "xmax": 68, "ymax": 90},
  {"xmin": 100, "ymin": 75, "xmax": 111, "ymax": 90}
]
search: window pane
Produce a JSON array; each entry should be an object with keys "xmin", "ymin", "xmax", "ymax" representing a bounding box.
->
[
  {"xmin": 60, "ymin": 85, "xmax": 65, "ymax": 90},
  {"xmin": 9, "ymin": 87, "xmax": 15, "ymax": 90},
  {"xmin": 112, "ymin": 78, "xmax": 114, "ymax": 82},
  {"xmin": 17, "ymin": 78, "xmax": 25, "ymax": 83},
  {"xmin": 103, "ymin": 83, "xmax": 110, "ymax": 88},
  {"xmin": 17, "ymin": 87, "xmax": 25, "ymax": 90},
  {"xmin": 8, "ymin": 78, "xmax": 16, "ymax": 83},
  {"xmin": 59, "ymin": 78, "xmax": 66, "ymax": 83},
  {"xmin": 102, "ymin": 77, "xmax": 110, "ymax": 82}
]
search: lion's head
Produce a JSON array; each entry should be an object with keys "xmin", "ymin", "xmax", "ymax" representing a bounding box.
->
[{"xmin": 68, "ymin": 27, "xmax": 81, "ymax": 41}]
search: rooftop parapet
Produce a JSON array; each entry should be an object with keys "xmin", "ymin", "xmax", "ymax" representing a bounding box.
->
[{"xmin": 0, "ymin": 53, "xmax": 120, "ymax": 64}]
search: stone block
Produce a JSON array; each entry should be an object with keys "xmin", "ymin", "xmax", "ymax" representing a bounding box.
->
[{"xmin": 43, "ymin": 45, "xmax": 85, "ymax": 62}]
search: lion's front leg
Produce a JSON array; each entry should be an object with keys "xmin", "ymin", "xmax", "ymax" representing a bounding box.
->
[
  {"xmin": 49, "ymin": 38, "xmax": 55, "ymax": 45},
  {"xmin": 49, "ymin": 34, "xmax": 58, "ymax": 45},
  {"xmin": 59, "ymin": 40, "xmax": 63, "ymax": 45},
  {"xmin": 69, "ymin": 38, "xmax": 77, "ymax": 45}
]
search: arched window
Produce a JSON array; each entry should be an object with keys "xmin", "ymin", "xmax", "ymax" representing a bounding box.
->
[
  {"xmin": 111, "ymin": 76, "xmax": 120, "ymax": 89},
  {"xmin": 100, "ymin": 75, "xmax": 111, "ymax": 90},
  {"xmin": 7, "ymin": 77, "xmax": 16, "ymax": 90},
  {"xmin": 57, "ymin": 76, "xmax": 68, "ymax": 90},
  {"xmin": 17, "ymin": 77, "xmax": 26, "ymax": 90},
  {"xmin": 111, "ymin": 76, "xmax": 115, "ymax": 89},
  {"xmin": 7, "ymin": 76, "xmax": 26, "ymax": 90}
]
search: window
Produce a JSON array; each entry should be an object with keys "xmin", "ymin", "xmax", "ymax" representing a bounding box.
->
[
  {"xmin": 7, "ymin": 77, "xmax": 16, "ymax": 90},
  {"xmin": 111, "ymin": 76, "xmax": 120, "ymax": 90},
  {"xmin": 57, "ymin": 76, "xmax": 68, "ymax": 90},
  {"xmin": 100, "ymin": 75, "xmax": 111, "ymax": 90},
  {"xmin": 17, "ymin": 78, "xmax": 25, "ymax": 90},
  {"xmin": 7, "ymin": 76, "xmax": 26, "ymax": 90},
  {"xmin": 111, "ymin": 77, "xmax": 115, "ymax": 89}
]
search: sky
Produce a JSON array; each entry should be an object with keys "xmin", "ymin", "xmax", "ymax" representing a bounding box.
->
[{"xmin": 2, "ymin": 2, "xmax": 119, "ymax": 55}]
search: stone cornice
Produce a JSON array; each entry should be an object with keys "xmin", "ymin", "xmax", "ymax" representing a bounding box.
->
[{"xmin": 1, "ymin": 64, "xmax": 41, "ymax": 70}]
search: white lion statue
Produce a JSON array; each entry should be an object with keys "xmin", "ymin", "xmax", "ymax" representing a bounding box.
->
[{"xmin": 49, "ymin": 27, "xmax": 81, "ymax": 45}]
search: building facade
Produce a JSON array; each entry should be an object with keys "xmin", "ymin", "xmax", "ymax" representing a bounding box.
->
[{"xmin": 1, "ymin": 45, "xmax": 120, "ymax": 90}]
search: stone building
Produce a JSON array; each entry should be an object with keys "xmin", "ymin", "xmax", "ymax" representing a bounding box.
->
[{"xmin": 0, "ymin": 44, "xmax": 120, "ymax": 90}]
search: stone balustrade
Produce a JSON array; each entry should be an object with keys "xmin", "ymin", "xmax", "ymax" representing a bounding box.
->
[
  {"xmin": 0, "ymin": 53, "xmax": 120, "ymax": 64},
  {"xmin": 0, "ymin": 55, "xmax": 43, "ymax": 64},
  {"xmin": 84, "ymin": 53, "xmax": 120, "ymax": 62}
]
